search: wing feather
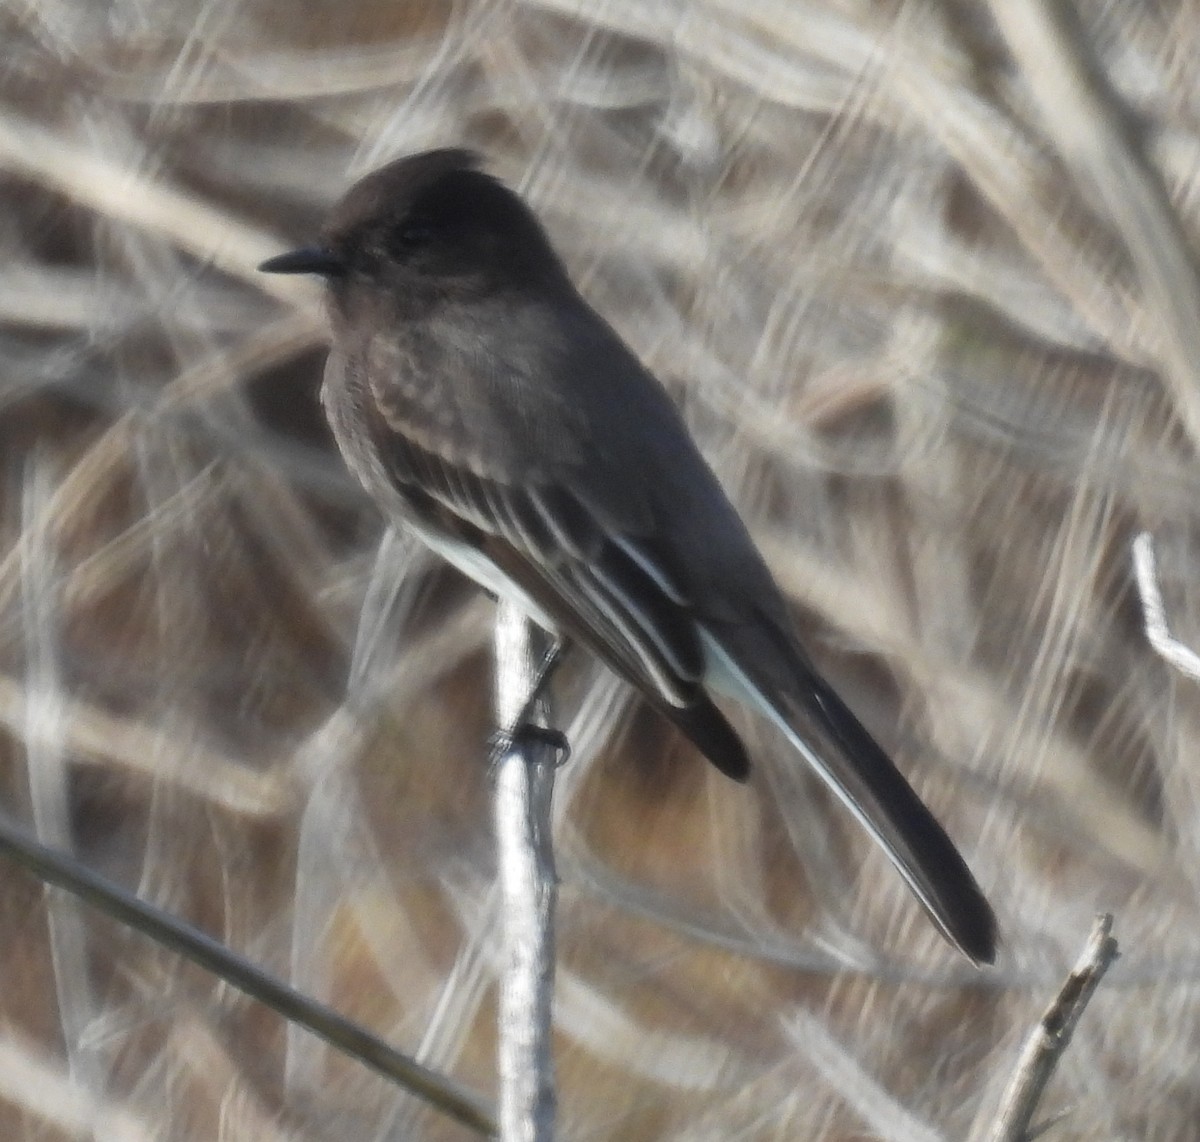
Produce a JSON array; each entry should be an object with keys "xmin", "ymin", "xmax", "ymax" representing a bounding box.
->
[{"xmin": 374, "ymin": 422, "xmax": 717, "ymax": 725}]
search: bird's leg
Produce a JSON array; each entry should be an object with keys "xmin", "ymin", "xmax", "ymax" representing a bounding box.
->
[{"xmin": 489, "ymin": 635, "xmax": 572, "ymax": 768}]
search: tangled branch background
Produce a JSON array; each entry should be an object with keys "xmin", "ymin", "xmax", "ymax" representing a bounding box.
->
[{"xmin": 1, "ymin": 1, "xmax": 1197, "ymax": 1138}]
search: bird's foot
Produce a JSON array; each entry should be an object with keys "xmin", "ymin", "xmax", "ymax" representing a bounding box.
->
[{"xmin": 487, "ymin": 723, "xmax": 571, "ymax": 771}]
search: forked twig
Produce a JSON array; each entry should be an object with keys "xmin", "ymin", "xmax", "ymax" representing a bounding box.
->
[{"xmin": 988, "ymin": 914, "xmax": 1120, "ymax": 1142}]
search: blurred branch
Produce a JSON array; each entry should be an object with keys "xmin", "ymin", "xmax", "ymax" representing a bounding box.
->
[
  {"xmin": 0, "ymin": 110, "xmax": 311, "ymax": 296},
  {"xmin": 986, "ymin": 914, "xmax": 1120, "ymax": 1142},
  {"xmin": 0, "ymin": 812, "xmax": 496, "ymax": 1137},
  {"xmin": 492, "ymin": 600, "xmax": 560, "ymax": 1142},
  {"xmin": 1131, "ymin": 532, "xmax": 1200, "ymax": 680},
  {"xmin": 988, "ymin": 0, "xmax": 1200, "ymax": 452}
]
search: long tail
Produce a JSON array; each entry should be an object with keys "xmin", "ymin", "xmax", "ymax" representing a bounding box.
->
[{"xmin": 702, "ymin": 627, "xmax": 997, "ymax": 965}]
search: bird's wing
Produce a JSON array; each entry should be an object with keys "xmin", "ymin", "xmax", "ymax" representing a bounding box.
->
[{"xmin": 351, "ymin": 337, "xmax": 750, "ymax": 779}]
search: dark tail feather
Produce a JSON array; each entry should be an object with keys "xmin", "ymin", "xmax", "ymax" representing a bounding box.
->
[
  {"xmin": 799, "ymin": 671, "xmax": 997, "ymax": 963},
  {"xmin": 703, "ymin": 627, "xmax": 997, "ymax": 964},
  {"xmin": 664, "ymin": 694, "xmax": 751, "ymax": 781}
]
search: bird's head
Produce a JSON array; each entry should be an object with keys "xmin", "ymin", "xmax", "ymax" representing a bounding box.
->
[{"xmin": 259, "ymin": 148, "xmax": 568, "ymax": 311}]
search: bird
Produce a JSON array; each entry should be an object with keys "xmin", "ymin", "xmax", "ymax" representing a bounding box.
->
[{"xmin": 259, "ymin": 147, "xmax": 996, "ymax": 964}]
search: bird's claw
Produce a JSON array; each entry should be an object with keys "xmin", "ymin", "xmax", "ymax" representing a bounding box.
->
[{"xmin": 488, "ymin": 723, "xmax": 571, "ymax": 771}]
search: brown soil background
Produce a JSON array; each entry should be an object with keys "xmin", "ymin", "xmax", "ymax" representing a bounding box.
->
[{"xmin": 1, "ymin": 1, "xmax": 1198, "ymax": 1138}]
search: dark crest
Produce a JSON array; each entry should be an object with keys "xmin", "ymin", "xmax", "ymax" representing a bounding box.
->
[
  {"xmin": 322, "ymin": 148, "xmax": 564, "ymax": 289},
  {"xmin": 324, "ymin": 148, "xmax": 484, "ymax": 239}
]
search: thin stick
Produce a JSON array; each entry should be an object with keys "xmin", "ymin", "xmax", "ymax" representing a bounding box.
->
[
  {"xmin": 492, "ymin": 600, "xmax": 560, "ymax": 1142},
  {"xmin": 1131, "ymin": 532, "xmax": 1200, "ymax": 680},
  {"xmin": 987, "ymin": 914, "xmax": 1120, "ymax": 1142},
  {"xmin": 0, "ymin": 812, "xmax": 497, "ymax": 1137}
]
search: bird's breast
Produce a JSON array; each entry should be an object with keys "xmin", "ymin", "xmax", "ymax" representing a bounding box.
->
[{"xmin": 320, "ymin": 346, "xmax": 424, "ymax": 526}]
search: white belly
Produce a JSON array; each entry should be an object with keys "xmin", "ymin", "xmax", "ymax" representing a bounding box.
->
[{"xmin": 412, "ymin": 520, "xmax": 560, "ymax": 633}]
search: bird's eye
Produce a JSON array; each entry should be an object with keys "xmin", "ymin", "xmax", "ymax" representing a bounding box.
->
[{"xmin": 389, "ymin": 217, "xmax": 435, "ymax": 256}]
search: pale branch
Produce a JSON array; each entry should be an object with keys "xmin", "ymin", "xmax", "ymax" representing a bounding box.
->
[
  {"xmin": 1131, "ymin": 532, "xmax": 1200, "ymax": 680},
  {"xmin": 492, "ymin": 600, "xmax": 561, "ymax": 1142}
]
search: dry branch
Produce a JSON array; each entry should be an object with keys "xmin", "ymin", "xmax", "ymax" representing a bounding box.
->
[
  {"xmin": 492, "ymin": 600, "xmax": 560, "ymax": 1142},
  {"xmin": 987, "ymin": 914, "xmax": 1120, "ymax": 1142}
]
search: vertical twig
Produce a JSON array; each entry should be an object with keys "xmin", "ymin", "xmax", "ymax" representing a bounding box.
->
[
  {"xmin": 492, "ymin": 600, "xmax": 559, "ymax": 1142},
  {"xmin": 987, "ymin": 914, "xmax": 1120, "ymax": 1142}
]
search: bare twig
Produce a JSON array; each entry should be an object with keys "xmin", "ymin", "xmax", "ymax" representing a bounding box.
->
[
  {"xmin": 492, "ymin": 600, "xmax": 560, "ymax": 1142},
  {"xmin": 0, "ymin": 812, "xmax": 497, "ymax": 1137},
  {"xmin": 1131, "ymin": 532, "xmax": 1200, "ymax": 680},
  {"xmin": 987, "ymin": 914, "xmax": 1120, "ymax": 1142}
]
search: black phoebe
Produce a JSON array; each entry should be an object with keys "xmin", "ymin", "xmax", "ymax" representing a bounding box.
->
[{"xmin": 260, "ymin": 148, "xmax": 996, "ymax": 964}]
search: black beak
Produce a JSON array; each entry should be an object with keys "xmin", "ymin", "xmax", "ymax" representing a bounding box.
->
[{"xmin": 258, "ymin": 246, "xmax": 345, "ymax": 276}]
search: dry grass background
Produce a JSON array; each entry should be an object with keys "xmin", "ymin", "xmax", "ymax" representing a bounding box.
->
[{"xmin": 1, "ymin": 0, "xmax": 1198, "ymax": 1138}]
